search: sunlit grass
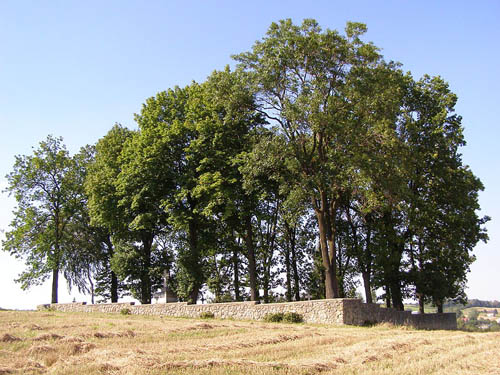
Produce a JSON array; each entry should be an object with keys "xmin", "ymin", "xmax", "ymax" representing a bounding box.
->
[{"xmin": 0, "ymin": 310, "xmax": 498, "ymax": 374}]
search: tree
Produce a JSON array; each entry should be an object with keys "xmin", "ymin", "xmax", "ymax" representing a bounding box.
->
[
  {"xmin": 128, "ymin": 85, "xmax": 210, "ymax": 304},
  {"xmin": 188, "ymin": 67, "xmax": 267, "ymax": 301},
  {"xmin": 2, "ymin": 135, "xmax": 81, "ymax": 303},
  {"xmin": 85, "ymin": 124, "xmax": 135, "ymax": 302},
  {"xmin": 400, "ymin": 76, "xmax": 489, "ymax": 312},
  {"xmin": 235, "ymin": 19, "xmax": 403, "ymax": 298}
]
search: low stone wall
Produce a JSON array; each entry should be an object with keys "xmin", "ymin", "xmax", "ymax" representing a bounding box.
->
[
  {"xmin": 38, "ymin": 299, "xmax": 456, "ymax": 330},
  {"xmin": 38, "ymin": 300, "xmax": 345, "ymax": 324},
  {"xmin": 342, "ymin": 299, "xmax": 457, "ymax": 330}
]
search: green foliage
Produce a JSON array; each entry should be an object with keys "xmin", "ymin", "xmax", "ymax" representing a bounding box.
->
[
  {"xmin": 263, "ymin": 312, "xmax": 303, "ymax": 323},
  {"xmin": 120, "ymin": 308, "xmax": 131, "ymax": 315},
  {"xmin": 2, "ymin": 136, "xmax": 87, "ymax": 303},
  {"xmin": 263, "ymin": 312, "xmax": 284, "ymax": 323},
  {"xmin": 468, "ymin": 309, "xmax": 480, "ymax": 320},
  {"xmin": 2, "ymin": 19, "xmax": 488, "ymax": 310},
  {"xmin": 199, "ymin": 311, "xmax": 215, "ymax": 319},
  {"xmin": 283, "ymin": 312, "xmax": 303, "ymax": 323}
]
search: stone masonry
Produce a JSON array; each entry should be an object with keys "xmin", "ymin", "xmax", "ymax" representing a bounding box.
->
[{"xmin": 38, "ymin": 298, "xmax": 457, "ymax": 330}]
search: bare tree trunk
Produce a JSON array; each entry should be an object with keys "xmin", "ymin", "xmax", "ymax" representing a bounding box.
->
[
  {"xmin": 51, "ymin": 267, "xmax": 59, "ymax": 304},
  {"xmin": 289, "ymin": 224, "xmax": 300, "ymax": 301},
  {"xmin": 436, "ymin": 299, "xmax": 443, "ymax": 313},
  {"xmin": 232, "ymin": 246, "xmax": 241, "ymax": 301},
  {"xmin": 244, "ymin": 215, "xmax": 259, "ymax": 302},
  {"xmin": 316, "ymin": 209, "xmax": 335, "ymax": 299},
  {"xmin": 314, "ymin": 191, "xmax": 339, "ymax": 299},
  {"xmin": 189, "ymin": 284, "xmax": 200, "ymax": 304},
  {"xmin": 390, "ymin": 281, "xmax": 404, "ymax": 311},
  {"xmin": 385, "ymin": 286, "xmax": 391, "ymax": 308},
  {"xmin": 362, "ymin": 271, "xmax": 372, "ymax": 304},
  {"xmin": 140, "ymin": 232, "xmax": 153, "ymax": 304},
  {"xmin": 284, "ymin": 242, "xmax": 292, "ymax": 302},
  {"xmin": 111, "ymin": 271, "xmax": 118, "ymax": 303},
  {"xmin": 418, "ymin": 293, "xmax": 425, "ymax": 314},
  {"xmin": 187, "ymin": 218, "xmax": 202, "ymax": 304},
  {"xmin": 106, "ymin": 236, "xmax": 118, "ymax": 303}
]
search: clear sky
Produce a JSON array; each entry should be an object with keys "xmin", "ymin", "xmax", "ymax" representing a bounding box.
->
[{"xmin": 1, "ymin": 1, "xmax": 499, "ymax": 309}]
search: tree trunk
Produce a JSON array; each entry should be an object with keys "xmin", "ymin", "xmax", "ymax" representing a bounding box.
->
[
  {"xmin": 263, "ymin": 278, "xmax": 269, "ymax": 303},
  {"xmin": 189, "ymin": 284, "xmax": 200, "ymax": 304},
  {"xmin": 232, "ymin": 246, "xmax": 241, "ymax": 301},
  {"xmin": 140, "ymin": 233, "xmax": 153, "ymax": 304},
  {"xmin": 436, "ymin": 299, "xmax": 443, "ymax": 313},
  {"xmin": 87, "ymin": 267, "xmax": 95, "ymax": 304},
  {"xmin": 187, "ymin": 218, "xmax": 202, "ymax": 304},
  {"xmin": 290, "ymin": 232, "xmax": 300, "ymax": 301},
  {"xmin": 106, "ymin": 237, "xmax": 118, "ymax": 303},
  {"xmin": 385, "ymin": 286, "xmax": 391, "ymax": 308},
  {"xmin": 362, "ymin": 220, "xmax": 373, "ymax": 304},
  {"xmin": 244, "ymin": 215, "xmax": 259, "ymax": 301},
  {"xmin": 52, "ymin": 209, "xmax": 60, "ymax": 304},
  {"xmin": 51, "ymin": 267, "xmax": 59, "ymax": 304},
  {"xmin": 362, "ymin": 271, "xmax": 372, "ymax": 304},
  {"xmin": 284, "ymin": 242, "xmax": 292, "ymax": 302},
  {"xmin": 315, "ymin": 200, "xmax": 338, "ymax": 299},
  {"xmin": 111, "ymin": 271, "xmax": 118, "ymax": 303},
  {"xmin": 390, "ymin": 280, "xmax": 404, "ymax": 311},
  {"xmin": 418, "ymin": 293, "xmax": 425, "ymax": 314}
]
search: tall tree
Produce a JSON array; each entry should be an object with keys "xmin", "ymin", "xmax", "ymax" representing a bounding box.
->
[
  {"xmin": 188, "ymin": 68, "xmax": 266, "ymax": 301},
  {"xmin": 235, "ymin": 19, "xmax": 402, "ymax": 298},
  {"xmin": 3, "ymin": 136, "xmax": 81, "ymax": 303},
  {"xmin": 129, "ymin": 86, "xmax": 211, "ymax": 303},
  {"xmin": 85, "ymin": 124, "xmax": 134, "ymax": 302},
  {"xmin": 400, "ymin": 76, "xmax": 489, "ymax": 312}
]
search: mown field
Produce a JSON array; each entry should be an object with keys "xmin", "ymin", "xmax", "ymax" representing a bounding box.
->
[{"xmin": 0, "ymin": 310, "xmax": 499, "ymax": 375}]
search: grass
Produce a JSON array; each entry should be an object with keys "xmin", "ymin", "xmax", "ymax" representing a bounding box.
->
[
  {"xmin": 1, "ymin": 310, "xmax": 499, "ymax": 374},
  {"xmin": 402, "ymin": 303, "xmax": 438, "ymax": 313}
]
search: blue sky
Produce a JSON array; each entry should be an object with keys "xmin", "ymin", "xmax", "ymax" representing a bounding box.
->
[{"xmin": 1, "ymin": 1, "xmax": 499, "ymax": 309}]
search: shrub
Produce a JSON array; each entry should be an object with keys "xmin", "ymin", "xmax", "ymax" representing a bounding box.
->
[
  {"xmin": 263, "ymin": 313, "xmax": 284, "ymax": 323},
  {"xmin": 199, "ymin": 311, "xmax": 215, "ymax": 319},
  {"xmin": 283, "ymin": 312, "xmax": 303, "ymax": 323},
  {"xmin": 120, "ymin": 308, "xmax": 131, "ymax": 315}
]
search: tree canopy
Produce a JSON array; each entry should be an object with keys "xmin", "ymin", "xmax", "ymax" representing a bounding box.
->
[{"xmin": 2, "ymin": 19, "xmax": 488, "ymax": 311}]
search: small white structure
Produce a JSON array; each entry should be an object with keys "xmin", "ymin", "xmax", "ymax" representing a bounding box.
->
[
  {"xmin": 152, "ymin": 270, "xmax": 178, "ymax": 303},
  {"xmin": 153, "ymin": 287, "xmax": 178, "ymax": 303}
]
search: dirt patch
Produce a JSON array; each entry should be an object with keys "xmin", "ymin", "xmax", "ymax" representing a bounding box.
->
[
  {"xmin": 90, "ymin": 330, "xmax": 135, "ymax": 339},
  {"xmin": 68, "ymin": 342, "xmax": 96, "ymax": 355},
  {"xmin": 33, "ymin": 333, "xmax": 64, "ymax": 341},
  {"xmin": 97, "ymin": 363, "xmax": 120, "ymax": 373},
  {"xmin": 333, "ymin": 357, "xmax": 347, "ymax": 364},
  {"xmin": 23, "ymin": 360, "xmax": 45, "ymax": 370},
  {"xmin": 362, "ymin": 355, "xmax": 379, "ymax": 364},
  {"xmin": 390, "ymin": 342, "xmax": 412, "ymax": 351},
  {"xmin": 21, "ymin": 367, "xmax": 45, "ymax": 374},
  {"xmin": 26, "ymin": 324, "xmax": 44, "ymax": 330},
  {"xmin": 28, "ymin": 345, "xmax": 56, "ymax": 355},
  {"xmin": 60, "ymin": 336, "xmax": 83, "ymax": 343},
  {"xmin": 0, "ymin": 334, "xmax": 21, "ymax": 343}
]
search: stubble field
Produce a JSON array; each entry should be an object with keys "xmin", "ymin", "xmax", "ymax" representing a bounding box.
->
[{"xmin": 0, "ymin": 310, "xmax": 498, "ymax": 375}]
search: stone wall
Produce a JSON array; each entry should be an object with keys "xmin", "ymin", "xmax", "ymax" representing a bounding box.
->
[
  {"xmin": 341, "ymin": 299, "xmax": 457, "ymax": 330},
  {"xmin": 38, "ymin": 298, "xmax": 456, "ymax": 330}
]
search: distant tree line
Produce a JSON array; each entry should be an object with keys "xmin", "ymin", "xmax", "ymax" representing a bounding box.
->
[
  {"xmin": 2, "ymin": 20, "xmax": 488, "ymax": 313},
  {"xmin": 450, "ymin": 299, "xmax": 500, "ymax": 309}
]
